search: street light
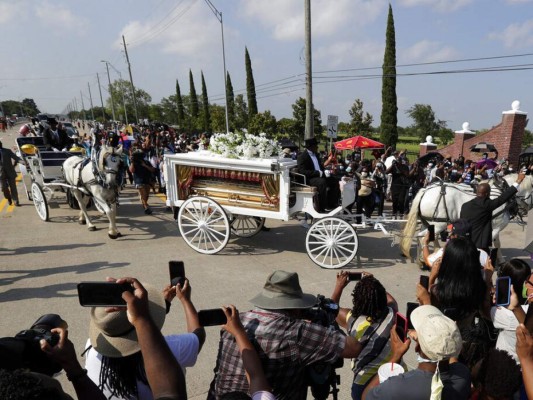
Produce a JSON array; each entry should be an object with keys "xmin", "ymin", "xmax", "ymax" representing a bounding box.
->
[
  {"xmin": 101, "ymin": 60, "xmax": 128, "ymax": 125},
  {"xmin": 101, "ymin": 60, "xmax": 117, "ymax": 125},
  {"xmin": 204, "ymin": 0, "xmax": 230, "ymax": 133}
]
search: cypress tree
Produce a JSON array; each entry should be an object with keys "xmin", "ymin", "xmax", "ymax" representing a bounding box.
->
[
  {"xmin": 201, "ymin": 71, "xmax": 211, "ymax": 133},
  {"xmin": 176, "ymin": 79, "xmax": 185, "ymax": 124},
  {"xmin": 245, "ymin": 47, "xmax": 258, "ymax": 118},
  {"xmin": 226, "ymin": 71, "xmax": 235, "ymax": 131},
  {"xmin": 189, "ymin": 69, "xmax": 199, "ymax": 118},
  {"xmin": 380, "ymin": 4, "xmax": 398, "ymax": 148}
]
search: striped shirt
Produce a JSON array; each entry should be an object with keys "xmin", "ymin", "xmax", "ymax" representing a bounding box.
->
[{"xmin": 347, "ymin": 307, "xmax": 394, "ymax": 385}]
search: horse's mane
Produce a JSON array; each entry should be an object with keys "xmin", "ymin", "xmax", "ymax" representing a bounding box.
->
[{"xmin": 97, "ymin": 146, "xmax": 113, "ymax": 171}]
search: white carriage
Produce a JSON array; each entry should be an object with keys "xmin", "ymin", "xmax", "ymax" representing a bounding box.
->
[
  {"xmin": 164, "ymin": 151, "xmax": 362, "ymax": 268},
  {"xmin": 16, "ymin": 136, "xmax": 85, "ymax": 221}
]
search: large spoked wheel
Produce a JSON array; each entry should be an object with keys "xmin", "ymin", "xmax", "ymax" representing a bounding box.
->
[
  {"xmin": 230, "ymin": 215, "xmax": 265, "ymax": 238},
  {"xmin": 305, "ymin": 217, "xmax": 358, "ymax": 269},
  {"xmin": 32, "ymin": 182, "xmax": 49, "ymax": 222},
  {"xmin": 178, "ymin": 196, "xmax": 230, "ymax": 254}
]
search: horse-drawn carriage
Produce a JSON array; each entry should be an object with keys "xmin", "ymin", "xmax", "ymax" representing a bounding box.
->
[
  {"xmin": 16, "ymin": 136, "xmax": 123, "ymax": 238},
  {"xmin": 164, "ymin": 151, "xmax": 395, "ymax": 268}
]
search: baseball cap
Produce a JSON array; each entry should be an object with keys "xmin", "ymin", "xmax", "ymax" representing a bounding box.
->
[
  {"xmin": 410, "ymin": 305, "xmax": 462, "ymax": 361},
  {"xmin": 448, "ymin": 219, "xmax": 472, "ymax": 238}
]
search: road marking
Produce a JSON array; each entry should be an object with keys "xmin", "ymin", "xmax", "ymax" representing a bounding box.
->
[{"xmin": 0, "ymin": 199, "xmax": 6, "ymax": 213}]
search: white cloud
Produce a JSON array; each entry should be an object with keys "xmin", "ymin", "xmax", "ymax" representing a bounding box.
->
[
  {"xmin": 0, "ymin": 2, "xmax": 27, "ymax": 24},
  {"xmin": 488, "ymin": 19, "xmax": 533, "ymax": 48},
  {"xmin": 400, "ymin": 40, "xmax": 459, "ymax": 63},
  {"xmin": 315, "ymin": 40, "xmax": 384, "ymax": 68},
  {"xmin": 504, "ymin": 0, "xmax": 533, "ymax": 3},
  {"xmin": 35, "ymin": 1, "xmax": 88, "ymax": 33},
  {"xmin": 240, "ymin": 0, "xmax": 387, "ymax": 41},
  {"xmin": 398, "ymin": 0, "xmax": 473, "ymax": 12}
]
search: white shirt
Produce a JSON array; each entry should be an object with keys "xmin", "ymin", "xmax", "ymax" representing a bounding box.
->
[
  {"xmin": 85, "ymin": 333, "xmax": 199, "ymax": 400},
  {"xmin": 491, "ymin": 304, "xmax": 529, "ymax": 362},
  {"xmin": 384, "ymin": 155, "xmax": 396, "ymax": 169},
  {"xmin": 307, "ymin": 150, "xmax": 321, "ymax": 173},
  {"xmin": 427, "ymin": 247, "xmax": 488, "ymax": 267}
]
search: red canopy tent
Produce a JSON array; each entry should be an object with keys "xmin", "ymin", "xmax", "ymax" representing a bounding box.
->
[{"xmin": 334, "ymin": 135, "xmax": 385, "ymax": 150}]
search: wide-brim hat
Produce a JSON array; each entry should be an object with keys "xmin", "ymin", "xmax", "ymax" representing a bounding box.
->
[
  {"xmin": 304, "ymin": 137, "xmax": 318, "ymax": 148},
  {"xmin": 249, "ymin": 270, "xmax": 317, "ymax": 310},
  {"xmin": 89, "ymin": 283, "xmax": 166, "ymax": 358},
  {"xmin": 411, "ymin": 305, "xmax": 462, "ymax": 361}
]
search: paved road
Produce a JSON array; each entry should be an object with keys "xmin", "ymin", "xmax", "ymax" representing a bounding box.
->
[{"xmin": 0, "ymin": 125, "xmax": 528, "ymax": 399}]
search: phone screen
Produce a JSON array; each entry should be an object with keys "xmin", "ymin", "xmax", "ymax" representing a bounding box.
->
[
  {"xmin": 348, "ymin": 272, "xmax": 363, "ymax": 281},
  {"xmin": 524, "ymin": 306, "xmax": 533, "ymax": 334},
  {"xmin": 77, "ymin": 282, "xmax": 133, "ymax": 307},
  {"xmin": 198, "ymin": 308, "xmax": 228, "ymax": 327},
  {"xmin": 427, "ymin": 225, "xmax": 435, "ymax": 242},
  {"xmin": 396, "ymin": 313, "xmax": 408, "ymax": 342},
  {"xmin": 420, "ymin": 275, "xmax": 430, "ymax": 291},
  {"xmin": 406, "ymin": 302, "xmax": 419, "ymax": 330},
  {"xmin": 490, "ymin": 249, "xmax": 498, "ymax": 267},
  {"xmin": 169, "ymin": 261, "xmax": 185, "ymax": 287},
  {"xmin": 496, "ymin": 277, "xmax": 511, "ymax": 306}
]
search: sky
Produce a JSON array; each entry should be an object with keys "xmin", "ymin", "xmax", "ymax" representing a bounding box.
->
[{"xmin": 1, "ymin": 0, "xmax": 533, "ymax": 130}]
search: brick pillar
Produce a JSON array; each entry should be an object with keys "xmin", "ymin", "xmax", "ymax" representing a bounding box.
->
[
  {"xmin": 499, "ymin": 101, "xmax": 527, "ymax": 165},
  {"xmin": 420, "ymin": 143, "xmax": 437, "ymax": 157},
  {"xmin": 454, "ymin": 122, "xmax": 475, "ymax": 157}
]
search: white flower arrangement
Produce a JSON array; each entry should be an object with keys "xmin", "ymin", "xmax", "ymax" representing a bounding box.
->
[{"xmin": 209, "ymin": 132, "xmax": 281, "ymax": 160}]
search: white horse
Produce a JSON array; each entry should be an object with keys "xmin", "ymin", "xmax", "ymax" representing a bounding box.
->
[
  {"xmin": 400, "ymin": 173, "xmax": 533, "ymax": 259},
  {"xmin": 62, "ymin": 145, "xmax": 123, "ymax": 239}
]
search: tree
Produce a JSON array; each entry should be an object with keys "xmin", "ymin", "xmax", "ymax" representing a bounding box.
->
[
  {"xmin": 175, "ymin": 79, "xmax": 185, "ymax": 126},
  {"xmin": 209, "ymin": 104, "xmax": 226, "ymax": 132},
  {"xmin": 22, "ymin": 98, "xmax": 40, "ymax": 115},
  {"xmin": 438, "ymin": 124, "xmax": 454, "ymax": 145},
  {"xmin": 276, "ymin": 118, "xmax": 297, "ymax": 141},
  {"xmin": 200, "ymin": 71, "xmax": 211, "ymax": 133},
  {"xmin": 234, "ymin": 94, "xmax": 248, "ymax": 131},
  {"xmin": 524, "ymin": 129, "xmax": 533, "ymax": 149},
  {"xmin": 349, "ymin": 99, "xmax": 373, "ymax": 134},
  {"xmin": 248, "ymin": 110, "xmax": 277, "ymax": 136},
  {"xmin": 380, "ymin": 4, "xmax": 398, "ymax": 148},
  {"xmin": 108, "ymin": 80, "xmax": 152, "ymax": 122},
  {"xmin": 406, "ymin": 104, "xmax": 441, "ymax": 140},
  {"xmin": 189, "ymin": 69, "xmax": 199, "ymax": 119},
  {"xmin": 245, "ymin": 47, "xmax": 258, "ymax": 118},
  {"xmin": 160, "ymin": 95, "xmax": 179, "ymax": 124},
  {"xmin": 226, "ymin": 71, "xmax": 235, "ymax": 131},
  {"xmin": 292, "ymin": 97, "xmax": 322, "ymax": 147}
]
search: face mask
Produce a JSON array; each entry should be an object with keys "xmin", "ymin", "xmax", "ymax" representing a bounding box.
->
[
  {"xmin": 362, "ymin": 172, "xmax": 368, "ymax": 177},
  {"xmin": 346, "ymin": 167, "xmax": 352, "ymax": 173},
  {"xmin": 417, "ymin": 353, "xmax": 438, "ymax": 364}
]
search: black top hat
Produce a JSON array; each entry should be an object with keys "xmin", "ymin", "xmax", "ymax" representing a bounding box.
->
[{"xmin": 304, "ymin": 137, "xmax": 318, "ymax": 148}]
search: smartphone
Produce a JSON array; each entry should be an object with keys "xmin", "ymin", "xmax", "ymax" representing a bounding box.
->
[
  {"xmin": 420, "ymin": 275, "xmax": 430, "ymax": 291},
  {"xmin": 348, "ymin": 272, "xmax": 363, "ymax": 281},
  {"xmin": 490, "ymin": 248, "xmax": 498, "ymax": 267},
  {"xmin": 524, "ymin": 305, "xmax": 533, "ymax": 334},
  {"xmin": 495, "ymin": 276, "xmax": 512, "ymax": 307},
  {"xmin": 427, "ymin": 225, "xmax": 435, "ymax": 242},
  {"xmin": 406, "ymin": 302, "xmax": 419, "ymax": 330},
  {"xmin": 169, "ymin": 261, "xmax": 185, "ymax": 287},
  {"xmin": 198, "ymin": 308, "xmax": 228, "ymax": 327},
  {"xmin": 77, "ymin": 282, "xmax": 133, "ymax": 307},
  {"xmin": 395, "ymin": 312, "xmax": 408, "ymax": 342}
]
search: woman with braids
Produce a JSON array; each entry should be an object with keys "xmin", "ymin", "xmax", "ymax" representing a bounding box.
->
[
  {"xmin": 331, "ymin": 272, "xmax": 396, "ymax": 400},
  {"xmin": 83, "ymin": 279, "xmax": 205, "ymax": 399}
]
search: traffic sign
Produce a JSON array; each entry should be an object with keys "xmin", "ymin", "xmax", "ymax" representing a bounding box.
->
[{"xmin": 327, "ymin": 115, "xmax": 338, "ymax": 139}]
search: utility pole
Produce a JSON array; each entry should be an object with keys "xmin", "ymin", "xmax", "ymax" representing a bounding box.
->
[
  {"xmin": 304, "ymin": 0, "xmax": 314, "ymax": 140},
  {"xmin": 102, "ymin": 61, "xmax": 116, "ymax": 124},
  {"xmin": 80, "ymin": 90, "xmax": 87, "ymax": 121},
  {"xmin": 122, "ymin": 35, "xmax": 139, "ymax": 123},
  {"xmin": 96, "ymin": 73, "xmax": 106, "ymax": 122},
  {"xmin": 87, "ymin": 82, "xmax": 95, "ymax": 121}
]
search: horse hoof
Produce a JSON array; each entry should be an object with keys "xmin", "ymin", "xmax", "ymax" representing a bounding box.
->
[
  {"xmin": 88, "ymin": 226, "xmax": 97, "ymax": 231},
  {"xmin": 79, "ymin": 220, "xmax": 86, "ymax": 225},
  {"xmin": 108, "ymin": 232, "xmax": 122, "ymax": 239}
]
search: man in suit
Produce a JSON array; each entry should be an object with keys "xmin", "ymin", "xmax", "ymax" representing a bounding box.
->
[
  {"xmin": 43, "ymin": 118, "xmax": 72, "ymax": 151},
  {"xmin": 0, "ymin": 140, "xmax": 22, "ymax": 206},
  {"xmin": 460, "ymin": 172, "xmax": 525, "ymax": 252},
  {"xmin": 297, "ymin": 137, "xmax": 340, "ymax": 212}
]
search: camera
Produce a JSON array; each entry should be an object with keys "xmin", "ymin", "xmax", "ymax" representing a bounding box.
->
[
  {"xmin": 0, "ymin": 314, "xmax": 66, "ymax": 376},
  {"xmin": 305, "ymin": 295, "xmax": 344, "ymax": 400}
]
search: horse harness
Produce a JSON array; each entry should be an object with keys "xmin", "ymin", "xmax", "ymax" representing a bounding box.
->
[{"xmin": 70, "ymin": 149, "xmax": 119, "ymax": 201}]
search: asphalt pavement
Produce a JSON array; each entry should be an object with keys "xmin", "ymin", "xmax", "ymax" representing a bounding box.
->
[{"xmin": 0, "ymin": 125, "xmax": 529, "ymax": 399}]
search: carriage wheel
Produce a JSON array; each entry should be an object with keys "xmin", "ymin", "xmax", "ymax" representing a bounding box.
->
[
  {"xmin": 178, "ymin": 196, "xmax": 230, "ymax": 254},
  {"xmin": 66, "ymin": 189, "xmax": 80, "ymax": 209},
  {"xmin": 305, "ymin": 217, "xmax": 358, "ymax": 269},
  {"xmin": 31, "ymin": 182, "xmax": 49, "ymax": 222},
  {"xmin": 230, "ymin": 215, "xmax": 265, "ymax": 238}
]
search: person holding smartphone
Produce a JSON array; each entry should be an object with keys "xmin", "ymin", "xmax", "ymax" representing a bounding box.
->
[
  {"xmin": 331, "ymin": 271, "xmax": 396, "ymax": 400},
  {"xmin": 490, "ymin": 260, "xmax": 532, "ymax": 362}
]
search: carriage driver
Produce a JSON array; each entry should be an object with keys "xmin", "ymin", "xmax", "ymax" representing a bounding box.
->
[
  {"xmin": 460, "ymin": 171, "xmax": 526, "ymax": 253},
  {"xmin": 297, "ymin": 137, "xmax": 341, "ymax": 213}
]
